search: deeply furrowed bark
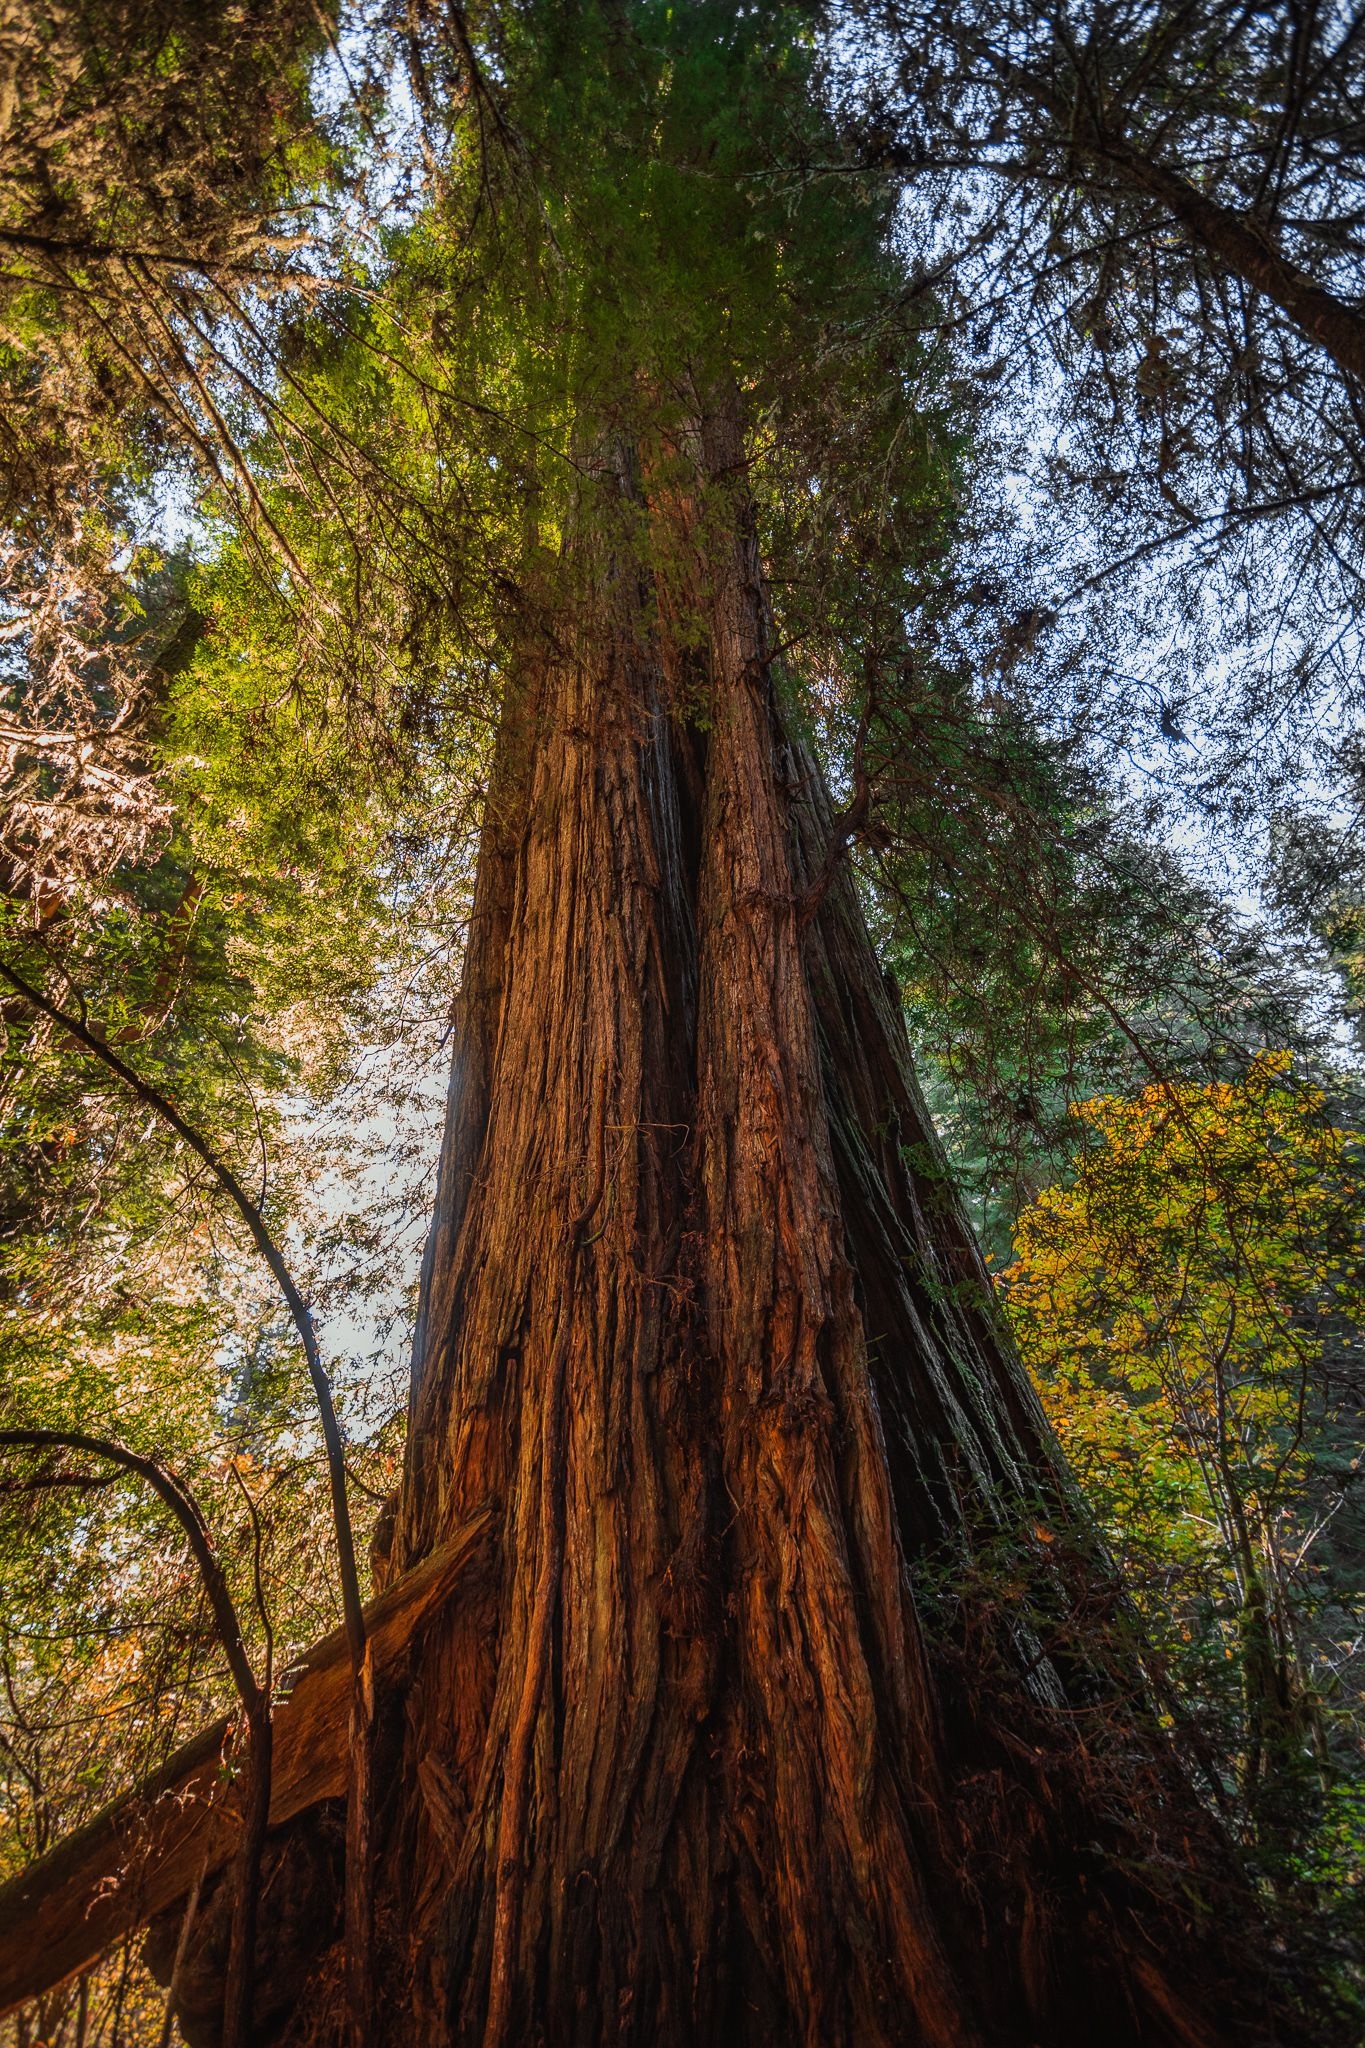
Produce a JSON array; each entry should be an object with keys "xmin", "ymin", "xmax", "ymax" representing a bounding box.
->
[{"xmin": 153, "ymin": 420, "xmax": 1285, "ymax": 2047}]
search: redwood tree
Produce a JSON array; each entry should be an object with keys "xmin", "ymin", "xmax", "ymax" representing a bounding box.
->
[{"xmin": 285, "ymin": 7, "xmax": 1288, "ymax": 2043}]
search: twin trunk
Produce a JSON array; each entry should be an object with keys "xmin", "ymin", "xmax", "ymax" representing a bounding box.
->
[{"xmin": 338, "ymin": 414, "xmax": 1267, "ymax": 2048}]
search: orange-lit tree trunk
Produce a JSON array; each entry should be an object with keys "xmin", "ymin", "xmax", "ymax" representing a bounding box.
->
[{"xmin": 333, "ymin": 414, "xmax": 1280, "ymax": 2048}]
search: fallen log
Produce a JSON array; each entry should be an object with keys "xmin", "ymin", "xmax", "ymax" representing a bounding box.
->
[{"xmin": 0, "ymin": 1509, "xmax": 495, "ymax": 2018}]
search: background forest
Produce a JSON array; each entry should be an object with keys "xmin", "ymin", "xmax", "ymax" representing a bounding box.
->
[{"xmin": 1, "ymin": 1, "xmax": 1363, "ymax": 2040}]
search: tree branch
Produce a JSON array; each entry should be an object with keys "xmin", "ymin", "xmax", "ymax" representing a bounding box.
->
[
  {"xmin": 0, "ymin": 1429, "xmax": 270, "ymax": 2048},
  {"xmin": 961, "ymin": 31, "xmax": 1365, "ymax": 387},
  {"xmin": 0, "ymin": 956, "xmax": 365, "ymax": 1669}
]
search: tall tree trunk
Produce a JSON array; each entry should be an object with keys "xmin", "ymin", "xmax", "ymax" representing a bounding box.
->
[{"xmin": 320, "ymin": 415, "xmax": 1281, "ymax": 2048}]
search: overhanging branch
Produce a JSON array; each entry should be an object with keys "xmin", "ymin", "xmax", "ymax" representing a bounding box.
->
[
  {"xmin": 957, "ymin": 28, "xmax": 1365, "ymax": 388},
  {"xmin": 0, "ymin": 956, "xmax": 365, "ymax": 1669}
]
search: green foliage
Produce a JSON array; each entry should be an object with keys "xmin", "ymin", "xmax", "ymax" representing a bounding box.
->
[
  {"xmin": 1269, "ymin": 743, "xmax": 1365, "ymax": 1055},
  {"xmin": 1004, "ymin": 1056, "xmax": 1365, "ymax": 1966},
  {"xmin": 0, "ymin": 540, "xmax": 453, "ymax": 1920},
  {"xmin": 203, "ymin": 0, "xmax": 961, "ymax": 726},
  {"xmin": 865, "ymin": 672, "xmax": 1328, "ymax": 1258},
  {"xmin": 0, "ymin": 0, "xmax": 347, "ymax": 889}
]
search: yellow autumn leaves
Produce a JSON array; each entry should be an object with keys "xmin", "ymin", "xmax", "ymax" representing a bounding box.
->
[{"xmin": 1003, "ymin": 1053, "xmax": 1365, "ymax": 1818}]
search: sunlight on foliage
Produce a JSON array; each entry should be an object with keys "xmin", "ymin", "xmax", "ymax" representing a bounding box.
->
[{"xmin": 1006, "ymin": 1055, "xmax": 1365, "ymax": 1921}]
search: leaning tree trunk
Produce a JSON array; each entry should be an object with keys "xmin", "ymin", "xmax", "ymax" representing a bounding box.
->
[{"xmin": 292, "ymin": 410, "xmax": 1282, "ymax": 2048}]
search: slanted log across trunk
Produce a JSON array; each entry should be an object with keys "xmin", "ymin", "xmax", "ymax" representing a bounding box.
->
[
  {"xmin": 282, "ymin": 415, "xmax": 1281, "ymax": 2048},
  {"xmin": 0, "ymin": 1514, "xmax": 494, "ymax": 2019}
]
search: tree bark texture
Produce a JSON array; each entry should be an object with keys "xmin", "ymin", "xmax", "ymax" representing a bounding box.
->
[{"xmin": 284, "ymin": 415, "xmax": 1278, "ymax": 2047}]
